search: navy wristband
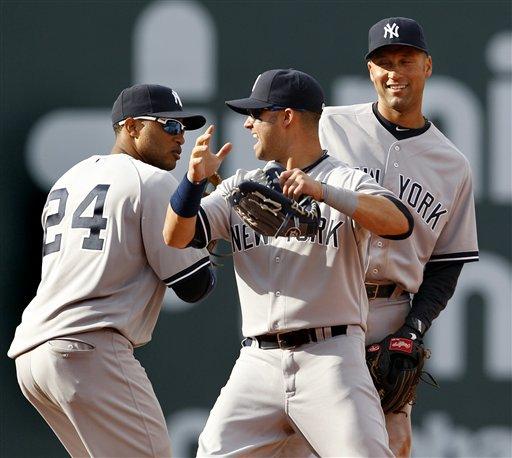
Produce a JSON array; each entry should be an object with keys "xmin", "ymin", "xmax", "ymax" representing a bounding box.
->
[{"xmin": 170, "ymin": 174, "xmax": 207, "ymax": 218}]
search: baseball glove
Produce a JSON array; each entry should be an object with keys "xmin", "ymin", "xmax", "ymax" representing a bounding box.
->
[
  {"xmin": 226, "ymin": 165, "xmax": 321, "ymax": 238},
  {"xmin": 366, "ymin": 334, "xmax": 437, "ymax": 414}
]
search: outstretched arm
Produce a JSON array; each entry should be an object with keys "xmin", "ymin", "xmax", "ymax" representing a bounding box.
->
[
  {"xmin": 280, "ymin": 168, "xmax": 412, "ymax": 238},
  {"xmin": 163, "ymin": 125, "xmax": 232, "ymax": 248}
]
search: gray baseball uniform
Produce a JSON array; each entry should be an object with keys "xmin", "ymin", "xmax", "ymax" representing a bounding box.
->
[
  {"xmin": 9, "ymin": 153, "xmax": 210, "ymax": 457},
  {"xmin": 195, "ymin": 154, "xmax": 394, "ymax": 457},
  {"xmin": 319, "ymin": 103, "xmax": 479, "ymax": 343}
]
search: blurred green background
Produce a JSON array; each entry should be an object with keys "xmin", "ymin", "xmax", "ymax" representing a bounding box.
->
[{"xmin": 1, "ymin": 1, "xmax": 511, "ymax": 457}]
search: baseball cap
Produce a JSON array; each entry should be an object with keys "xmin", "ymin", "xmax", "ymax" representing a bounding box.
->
[
  {"xmin": 225, "ymin": 69, "xmax": 325, "ymax": 115},
  {"xmin": 365, "ymin": 17, "xmax": 429, "ymax": 60},
  {"xmin": 111, "ymin": 84, "xmax": 206, "ymax": 130}
]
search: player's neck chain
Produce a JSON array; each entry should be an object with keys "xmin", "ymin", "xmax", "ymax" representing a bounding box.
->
[
  {"xmin": 302, "ymin": 150, "xmax": 329, "ymax": 173},
  {"xmin": 372, "ymin": 102, "xmax": 431, "ymax": 141}
]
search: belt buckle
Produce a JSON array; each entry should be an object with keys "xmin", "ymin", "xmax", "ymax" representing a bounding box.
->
[
  {"xmin": 365, "ymin": 283, "xmax": 379, "ymax": 300},
  {"xmin": 277, "ymin": 332, "xmax": 296, "ymax": 350}
]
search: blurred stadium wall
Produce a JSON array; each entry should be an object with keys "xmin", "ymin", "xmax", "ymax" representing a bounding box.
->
[{"xmin": 1, "ymin": 1, "xmax": 510, "ymax": 457}]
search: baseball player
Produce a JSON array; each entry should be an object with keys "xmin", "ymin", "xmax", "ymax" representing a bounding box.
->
[
  {"xmin": 163, "ymin": 69, "xmax": 414, "ymax": 456},
  {"xmin": 319, "ymin": 17, "xmax": 479, "ymax": 457},
  {"xmin": 8, "ymin": 84, "xmax": 215, "ymax": 457}
]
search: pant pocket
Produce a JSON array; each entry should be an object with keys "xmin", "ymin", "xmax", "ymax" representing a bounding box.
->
[{"xmin": 48, "ymin": 338, "xmax": 95, "ymax": 355}]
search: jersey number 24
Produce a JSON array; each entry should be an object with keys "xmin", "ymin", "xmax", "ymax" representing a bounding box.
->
[{"xmin": 42, "ymin": 184, "xmax": 111, "ymax": 256}]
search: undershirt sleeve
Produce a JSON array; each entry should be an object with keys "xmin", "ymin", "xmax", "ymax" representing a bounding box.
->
[{"xmin": 409, "ymin": 260, "xmax": 464, "ymax": 331}]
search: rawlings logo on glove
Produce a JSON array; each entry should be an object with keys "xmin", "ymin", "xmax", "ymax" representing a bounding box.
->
[
  {"xmin": 388, "ymin": 337, "xmax": 413, "ymax": 353},
  {"xmin": 366, "ymin": 330, "xmax": 438, "ymax": 414}
]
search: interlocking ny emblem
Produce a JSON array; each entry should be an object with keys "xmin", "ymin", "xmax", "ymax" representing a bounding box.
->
[
  {"xmin": 384, "ymin": 22, "xmax": 399, "ymax": 39},
  {"xmin": 252, "ymin": 74, "xmax": 262, "ymax": 92},
  {"xmin": 171, "ymin": 89, "xmax": 183, "ymax": 107}
]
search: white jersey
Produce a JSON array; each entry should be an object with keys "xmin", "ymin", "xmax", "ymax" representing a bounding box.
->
[
  {"xmin": 319, "ymin": 103, "xmax": 479, "ymax": 293},
  {"xmin": 198, "ymin": 155, "xmax": 395, "ymax": 337},
  {"xmin": 9, "ymin": 154, "xmax": 209, "ymax": 358}
]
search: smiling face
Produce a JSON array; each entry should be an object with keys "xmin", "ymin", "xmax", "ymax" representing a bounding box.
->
[
  {"xmin": 368, "ymin": 45, "xmax": 432, "ymax": 120},
  {"xmin": 133, "ymin": 119, "xmax": 185, "ymax": 171},
  {"xmin": 243, "ymin": 109, "xmax": 287, "ymax": 162}
]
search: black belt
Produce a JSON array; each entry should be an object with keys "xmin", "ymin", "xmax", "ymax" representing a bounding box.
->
[
  {"xmin": 243, "ymin": 325, "xmax": 348, "ymax": 350},
  {"xmin": 365, "ymin": 283, "xmax": 397, "ymax": 299}
]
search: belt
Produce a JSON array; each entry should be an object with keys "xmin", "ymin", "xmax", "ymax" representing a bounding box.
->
[
  {"xmin": 365, "ymin": 283, "xmax": 397, "ymax": 300},
  {"xmin": 242, "ymin": 325, "xmax": 348, "ymax": 350}
]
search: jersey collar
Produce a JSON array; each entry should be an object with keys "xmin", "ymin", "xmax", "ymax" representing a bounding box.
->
[{"xmin": 372, "ymin": 102, "xmax": 431, "ymax": 140}]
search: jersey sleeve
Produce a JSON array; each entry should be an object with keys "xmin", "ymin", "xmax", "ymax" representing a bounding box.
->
[
  {"xmin": 197, "ymin": 172, "xmax": 242, "ymax": 244},
  {"xmin": 140, "ymin": 171, "xmax": 210, "ymax": 287},
  {"xmin": 351, "ymin": 168, "xmax": 395, "ymax": 197},
  {"xmin": 319, "ymin": 110, "xmax": 339, "ymax": 153},
  {"xmin": 430, "ymin": 164, "xmax": 479, "ymax": 263}
]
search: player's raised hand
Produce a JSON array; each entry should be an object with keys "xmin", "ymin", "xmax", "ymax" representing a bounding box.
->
[
  {"xmin": 280, "ymin": 159, "xmax": 323, "ymax": 201},
  {"xmin": 187, "ymin": 125, "xmax": 232, "ymax": 182}
]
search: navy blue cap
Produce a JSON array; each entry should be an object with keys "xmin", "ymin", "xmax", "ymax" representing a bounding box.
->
[
  {"xmin": 225, "ymin": 69, "xmax": 325, "ymax": 115},
  {"xmin": 366, "ymin": 17, "xmax": 429, "ymax": 60},
  {"xmin": 111, "ymin": 84, "xmax": 206, "ymax": 130}
]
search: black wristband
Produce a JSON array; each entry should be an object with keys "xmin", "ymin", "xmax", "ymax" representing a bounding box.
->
[
  {"xmin": 405, "ymin": 316, "xmax": 428, "ymax": 336},
  {"xmin": 170, "ymin": 174, "xmax": 207, "ymax": 218}
]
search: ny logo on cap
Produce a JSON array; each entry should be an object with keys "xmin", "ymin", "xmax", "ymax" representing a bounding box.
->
[
  {"xmin": 252, "ymin": 74, "xmax": 262, "ymax": 92},
  {"xmin": 171, "ymin": 89, "xmax": 183, "ymax": 107},
  {"xmin": 383, "ymin": 22, "xmax": 399, "ymax": 39}
]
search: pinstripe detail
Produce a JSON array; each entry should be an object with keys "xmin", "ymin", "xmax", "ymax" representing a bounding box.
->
[
  {"xmin": 164, "ymin": 256, "xmax": 210, "ymax": 286},
  {"xmin": 197, "ymin": 207, "xmax": 211, "ymax": 244},
  {"xmin": 430, "ymin": 251, "xmax": 479, "ymax": 263}
]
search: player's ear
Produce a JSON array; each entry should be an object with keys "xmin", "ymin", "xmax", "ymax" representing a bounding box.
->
[
  {"xmin": 367, "ymin": 61, "xmax": 375, "ymax": 82},
  {"xmin": 123, "ymin": 118, "xmax": 139, "ymax": 138},
  {"xmin": 425, "ymin": 55, "xmax": 433, "ymax": 79},
  {"xmin": 282, "ymin": 108, "xmax": 294, "ymax": 127}
]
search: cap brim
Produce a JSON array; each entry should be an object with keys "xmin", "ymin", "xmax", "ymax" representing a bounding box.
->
[
  {"xmin": 225, "ymin": 98, "xmax": 273, "ymax": 115},
  {"xmin": 365, "ymin": 43, "xmax": 429, "ymax": 60},
  {"xmin": 151, "ymin": 111, "xmax": 206, "ymax": 130}
]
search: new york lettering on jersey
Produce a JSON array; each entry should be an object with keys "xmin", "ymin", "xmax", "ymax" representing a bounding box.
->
[
  {"xmin": 163, "ymin": 68, "xmax": 413, "ymax": 457},
  {"xmin": 318, "ymin": 18, "xmax": 479, "ymax": 458},
  {"xmin": 320, "ymin": 103, "xmax": 479, "ymax": 292},
  {"xmin": 230, "ymin": 216, "xmax": 344, "ymax": 252},
  {"xmin": 198, "ymin": 155, "xmax": 394, "ymax": 337},
  {"xmin": 355, "ymin": 166, "xmax": 448, "ymax": 231}
]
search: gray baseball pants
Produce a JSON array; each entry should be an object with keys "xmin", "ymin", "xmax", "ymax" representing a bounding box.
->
[
  {"xmin": 197, "ymin": 325, "xmax": 393, "ymax": 457},
  {"xmin": 15, "ymin": 329, "xmax": 171, "ymax": 458}
]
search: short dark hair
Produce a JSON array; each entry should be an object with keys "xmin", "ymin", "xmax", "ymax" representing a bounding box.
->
[
  {"xmin": 113, "ymin": 123, "xmax": 123, "ymax": 136},
  {"xmin": 300, "ymin": 110, "xmax": 321, "ymax": 128}
]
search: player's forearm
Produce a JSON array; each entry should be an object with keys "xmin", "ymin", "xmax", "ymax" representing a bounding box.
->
[
  {"xmin": 353, "ymin": 194, "xmax": 411, "ymax": 236},
  {"xmin": 321, "ymin": 183, "xmax": 412, "ymax": 237},
  {"xmin": 409, "ymin": 261, "xmax": 464, "ymax": 332},
  {"xmin": 163, "ymin": 207, "xmax": 196, "ymax": 248}
]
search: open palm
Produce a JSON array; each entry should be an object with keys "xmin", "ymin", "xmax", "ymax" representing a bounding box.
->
[{"xmin": 188, "ymin": 125, "xmax": 232, "ymax": 182}]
